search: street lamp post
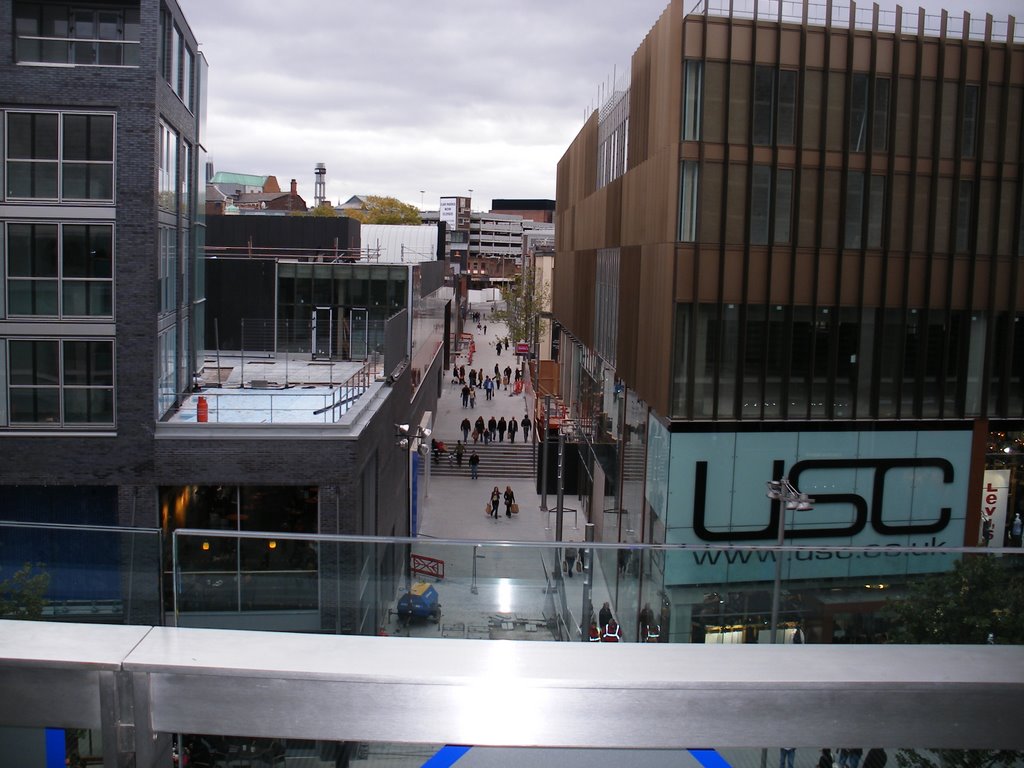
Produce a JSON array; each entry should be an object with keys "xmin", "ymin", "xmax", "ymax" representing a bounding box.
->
[{"xmin": 765, "ymin": 477, "xmax": 814, "ymax": 644}]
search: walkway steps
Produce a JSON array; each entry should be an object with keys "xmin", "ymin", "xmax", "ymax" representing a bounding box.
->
[{"xmin": 423, "ymin": 442, "xmax": 536, "ymax": 479}]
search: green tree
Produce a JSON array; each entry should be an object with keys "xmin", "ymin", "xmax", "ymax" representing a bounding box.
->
[
  {"xmin": 0, "ymin": 562, "xmax": 51, "ymax": 619},
  {"xmin": 490, "ymin": 259, "xmax": 551, "ymax": 354},
  {"xmin": 883, "ymin": 556, "xmax": 1024, "ymax": 768},
  {"xmin": 344, "ymin": 195, "xmax": 422, "ymax": 225},
  {"xmin": 884, "ymin": 555, "xmax": 1024, "ymax": 644},
  {"xmin": 308, "ymin": 202, "xmax": 339, "ymax": 217}
]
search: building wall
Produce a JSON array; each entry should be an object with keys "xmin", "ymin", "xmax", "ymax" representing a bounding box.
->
[{"xmin": 555, "ymin": 1, "xmax": 1024, "ymax": 423}]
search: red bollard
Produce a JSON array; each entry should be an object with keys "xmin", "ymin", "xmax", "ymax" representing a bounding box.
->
[{"xmin": 197, "ymin": 395, "xmax": 208, "ymax": 423}]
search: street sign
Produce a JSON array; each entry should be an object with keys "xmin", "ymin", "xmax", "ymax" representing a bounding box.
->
[{"xmin": 515, "ymin": 342, "xmax": 530, "ymax": 355}]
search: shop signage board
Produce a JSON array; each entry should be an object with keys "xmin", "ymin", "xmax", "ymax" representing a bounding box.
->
[
  {"xmin": 980, "ymin": 469, "xmax": 1011, "ymax": 547},
  {"xmin": 652, "ymin": 428, "xmax": 973, "ymax": 585}
]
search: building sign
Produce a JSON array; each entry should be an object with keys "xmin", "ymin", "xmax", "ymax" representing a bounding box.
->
[
  {"xmin": 439, "ymin": 197, "xmax": 458, "ymax": 231},
  {"xmin": 658, "ymin": 430, "xmax": 972, "ymax": 585},
  {"xmin": 980, "ymin": 470, "xmax": 1011, "ymax": 546}
]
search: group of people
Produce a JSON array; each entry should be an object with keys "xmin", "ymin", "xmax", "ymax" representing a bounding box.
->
[
  {"xmin": 588, "ymin": 601, "xmax": 622, "ymax": 642},
  {"xmin": 460, "ymin": 414, "xmax": 531, "ymax": 445},
  {"xmin": 487, "ymin": 485, "xmax": 517, "ymax": 519}
]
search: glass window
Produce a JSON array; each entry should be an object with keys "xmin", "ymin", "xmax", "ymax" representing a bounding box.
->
[
  {"xmin": 750, "ymin": 165, "xmax": 772, "ymax": 245},
  {"xmin": 678, "ymin": 161, "xmax": 699, "ymax": 242},
  {"xmin": 9, "ymin": 339, "xmax": 59, "ymax": 385},
  {"xmin": 845, "ymin": 171, "xmax": 865, "ymax": 249},
  {"xmin": 159, "ymin": 121, "xmax": 178, "ymax": 212},
  {"xmin": 6, "ymin": 112, "xmax": 59, "ymax": 199},
  {"xmin": 867, "ymin": 175, "xmax": 885, "ymax": 249},
  {"xmin": 955, "ymin": 180, "xmax": 973, "ymax": 253},
  {"xmin": 62, "ymin": 113, "xmax": 114, "ymax": 200},
  {"xmin": 13, "ymin": 3, "xmax": 139, "ymax": 66},
  {"xmin": 873, "ymin": 77, "xmax": 890, "ymax": 152},
  {"xmin": 6, "ymin": 111, "xmax": 113, "ymax": 201},
  {"xmin": 753, "ymin": 65, "xmax": 775, "ymax": 145},
  {"xmin": 849, "ymin": 73, "xmax": 869, "ymax": 151},
  {"xmin": 182, "ymin": 45, "xmax": 194, "ymax": 110},
  {"xmin": 63, "ymin": 340, "xmax": 114, "ymax": 423},
  {"xmin": 159, "ymin": 227, "xmax": 177, "ymax": 313},
  {"xmin": 6, "ymin": 223, "xmax": 112, "ymax": 317},
  {"xmin": 774, "ymin": 169, "xmax": 793, "ymax": 244},
  {"xmin": 170, "ymin": 24, "xmax": 182, "ymax": 97},
  {"xmin": 777, "ymin": 70, "xmax": 797, "ymax": 146},
  {"xmin": 157, "ymin": 327, "xmax": 177, "ymax": 418},
  {"xmin": 682, "ymin": 60, "xmax": 703, "ymax": 141},
  {"xmin": 7, "ymin": 223, "xmax": 58, "ymax": 315},
  {"xmin": 961, "ymin": 84, "xmax": 979, "ymax": 159}
]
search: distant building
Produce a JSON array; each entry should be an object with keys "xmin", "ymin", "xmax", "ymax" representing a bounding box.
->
[
  {"xmin": 492, "ymin": 198, "xmax": 556, "ymax": 224},
  {"xmin": 207, "ymin": 173, "xmax": 307, "ymax": 215}
]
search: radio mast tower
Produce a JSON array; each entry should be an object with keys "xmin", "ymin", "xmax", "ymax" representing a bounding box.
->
[{"xmin": 314, "ymin": 163, "xmax": 326, "ymax": 208}]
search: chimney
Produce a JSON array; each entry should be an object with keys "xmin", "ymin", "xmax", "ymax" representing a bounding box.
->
[{"xmin": 290, "ymin": 179, "xmax": 297, "ymax": 196}]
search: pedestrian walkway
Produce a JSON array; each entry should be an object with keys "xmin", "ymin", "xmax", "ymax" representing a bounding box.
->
[
  {"xmin": 394, "ymin": 301, "xmax": 608, "ymax": 643},
  {"xmin": 418, "ymin": 301, "xmax": 556, "ymax": 544}
]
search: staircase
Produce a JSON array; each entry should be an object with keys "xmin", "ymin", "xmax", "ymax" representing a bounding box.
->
[{"xmin": 423, "ymin": 441, "xmax": 537, "ymax": 479}]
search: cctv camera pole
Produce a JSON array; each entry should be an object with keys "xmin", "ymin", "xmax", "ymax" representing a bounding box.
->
[{"xmin": 540, "ymin": 395, "xmax": 551, "ymax": 512}]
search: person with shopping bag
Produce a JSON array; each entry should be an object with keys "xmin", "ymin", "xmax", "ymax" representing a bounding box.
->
[{"xmin": 503, "ymin": 485, "xmax": 516, "ymax": 518}]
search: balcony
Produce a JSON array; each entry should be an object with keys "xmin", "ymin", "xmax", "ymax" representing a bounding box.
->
[{"xmin": 2, "ymin": 521, "xmax": 1023, "ymax": 764}]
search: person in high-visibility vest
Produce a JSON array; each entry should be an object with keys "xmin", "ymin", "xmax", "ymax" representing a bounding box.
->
[
  {"xmin": 601, "ymin": 620, "xmax": 621, "ymax": 642},
  {"xmin": 643, "ymin": 623, "xmax": 661, "ymax": 643},
  {"xmin": 588, "ymin": 621, "xmax": 602, "ymax": 642}
]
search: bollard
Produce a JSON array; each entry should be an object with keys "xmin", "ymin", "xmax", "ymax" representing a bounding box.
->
[{"xmin": 197, "ymin": 395, "xmax": 208, "ymax": 423}]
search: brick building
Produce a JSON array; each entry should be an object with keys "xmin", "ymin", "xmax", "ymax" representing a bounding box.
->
[{"xmin": 0, "ymin": 0, "xmax": 449, "ymax": 635}]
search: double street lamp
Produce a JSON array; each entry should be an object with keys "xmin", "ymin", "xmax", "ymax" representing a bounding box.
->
[{"xmin": 765, "ymin": 477, "xmax": 814, "ymax": 644}]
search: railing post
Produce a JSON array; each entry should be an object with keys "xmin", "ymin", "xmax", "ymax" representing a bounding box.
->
[{"xmin": 581, "ymin": 522, "xmax": 595, "ymax": 641}]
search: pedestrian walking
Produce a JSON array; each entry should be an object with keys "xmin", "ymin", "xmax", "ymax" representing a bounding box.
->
[
  {"xmin": 459, "ymin": 364, "xmax": 465, "ymax": 383},
  {"xmin": 488, "ymin": 416, "xmax": 497, "ymax": 442},
  {"xmin": 496, "ymin": 340, "xmax": 502, "ymax": 355},
  {"xmin": 490, "ymin": 486, "xmax": 501, "ymax": 519},
  {"xmin": 507, "ymin": 417, "xmax": 518, "ymax": 443},
  {"xmin": 503, "ymin": 485, "xmax": 516, "ymax": 517},
  {"xmin": 779, "ymin": 749, "xmax": 796, "ymax": 768},
  {"xmin": 469, "ymin": 386, "xmax": 476, "ymax": 409},
  {"xmin": 494, "ymin": 363, "xmax": 500, "ymax": 380},
  {"xmin": 599, "ymin": 601, "xmax": 612, "ymax": 628},
  {"xmin": 469, "ymin": 369, "xmax": 477, "ymax": 387},
  {"xmin": 521, "ymin": 415, "xmax": 531, "ymax": 442},
  {"xmin": 469, "ymin": 451, "xmax": 480, "ymax": 479},
  {"xmin": 455, "ymin": 441, "xmax": 465, "ymax": 467},
  {"xmin": 461, "ymin": 384, "xmax": 470, "ymax": 408},
  {"xmin": 503, "ymin": 365, "xmax": 512, "ymax": 390},
  {"xmin": 484, "ymin": 324, "xmax": 487, "ymax": 335},
  {"xmin": 497, "ymin": 417, "xmax": 507, "ymax": 441},
  {"xmin": 564, "ymin": 546, "xmax": 577, "ymax": 577},
  {"xmin": 484, "ymin": 376, "xmax": 494, "ymax": 401},
  {"xmin": 461, "ymin": 417, "xmax": 471, "ymax": 443}
]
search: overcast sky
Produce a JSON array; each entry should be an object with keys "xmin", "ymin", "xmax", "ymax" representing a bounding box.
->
[{"xmin": 176, "ymin": 0, "xmax": 1020, "ymax": 212}]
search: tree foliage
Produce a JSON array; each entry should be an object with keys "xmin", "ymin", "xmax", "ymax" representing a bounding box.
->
[
  {"xmin": 308, "ymin": 203, "xmax": 339, "ymax": 217},
  {"xmin": 883, "ymin": 555, "xmax": 1024, "ymax": 644},
  {"xmin": 883, "ymin": 556, "xmax": 1024, "ymax": 768},
  {"xmin": 490, "ymin": 260, "xmax": 551, "ymax": 350},
  {"xmin": 344, "ymin": 195, "xmax": 422, "ymax": 225},
  {"xmin": 0, "ymin": 562, "xmax": 51, "ymax": 619}
]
